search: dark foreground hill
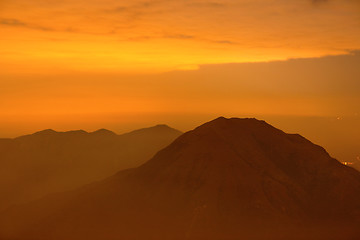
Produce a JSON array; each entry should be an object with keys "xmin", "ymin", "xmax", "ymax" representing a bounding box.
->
[
  {"xmin": 0, "ymin": 125, "xmax": 182, "ymax": 211},
  {"xmin": 1, "ymin": 117, "xmax": 360, "ymax": 240}
]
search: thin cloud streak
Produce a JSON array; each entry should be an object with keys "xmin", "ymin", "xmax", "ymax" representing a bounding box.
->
[{"xmin": 0, "ymin": 18, "xmax": 54, "ymax": 31}]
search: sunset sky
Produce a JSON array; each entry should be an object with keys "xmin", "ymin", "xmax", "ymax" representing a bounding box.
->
[
  {"xmin": 1, "ymin": 0, "xmax": 360, "ymax": 73},
  {"xmin": 0, "ymin": 0, "xmax": 359, "ymax": 162}
]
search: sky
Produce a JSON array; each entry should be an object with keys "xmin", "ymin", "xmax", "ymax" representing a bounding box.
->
[
  {"xmin": 1, "ymin": 0, "xmax": 360, "ymax": 73},
  {"xmin": 0, "ymin": 0, "xmax": 359, "ymax": 161}
]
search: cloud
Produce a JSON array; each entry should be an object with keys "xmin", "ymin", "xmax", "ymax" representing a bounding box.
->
[
  {"xmin": 187, "ymin": 1, "xmax": 226, "ymax": 8},
  {"xmin": 0, "ymin": 18, "xmax": 26, "ymax": 27},
  {"xmin": 121, "ymin": 33, "xmax": 194, "ymax": 42},
  {"xmin": 212, "ymin": 40, "xmax": 236, "ymax": 45},
  {"xmin": 106, "ymin": 1, "xmax": 161, "ymax": 15},
  {"xmin": 163, "ymin": 34, "xmax": 194, "ymax": 39},
  {"xmin": 0, "ymin": 18, "xmax": 53, "ymax": 31},
  {"xmin": 0, "ymin": 17, "xmax": 110, "ymax": 35}
]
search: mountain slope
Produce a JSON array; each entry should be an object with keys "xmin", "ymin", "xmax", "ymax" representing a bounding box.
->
[
  {"xmin": 0, "ymin": 125, "xmax": 182, "ymax": 211},
  {"xmin": 1, "ymin": 117, "xmax": 359, "ymax": 240}
]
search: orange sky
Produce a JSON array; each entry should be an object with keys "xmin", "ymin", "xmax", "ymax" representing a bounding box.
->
[
  {"xmin": 1, "ymin": 0, "xmax": 360, "ymax": 73},
  {"xmin": 0, "ymin": 0, "xmax": 359, "ymax": 139}
]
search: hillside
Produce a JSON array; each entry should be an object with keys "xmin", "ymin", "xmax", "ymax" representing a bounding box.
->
[{"xmin": 0, "ymin": 125, "xmax": 182, "ymax": 211}]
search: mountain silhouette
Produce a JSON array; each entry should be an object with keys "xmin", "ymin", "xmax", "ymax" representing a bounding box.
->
[
  {"xmin": 1, "ymin": 117, "xmax": 359, "ymax": 240},
  {"xmin": 350, "ymin": 158, "xmax": 360, "ymax": 172},
  {"xmin": 0, "ymin": 125, "xmax": 182, "ymax": 211}
]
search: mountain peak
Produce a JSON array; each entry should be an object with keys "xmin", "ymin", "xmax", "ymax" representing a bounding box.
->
[
  {"xmin": 32, "ymin": 129, "xmax": 89, "ymax": 136},
  {"xmin": 91, "ymin": 128, "xmax": 117, "ymax": 136},
  {"xmin": 16, "ymin": 129, "xmax": 57, "ymax": 139},
  {"xmin": 65, "ymin": 130, "xmax": 88, "ymax": 135},
  {"xmin": 123, "ymin": 124, "xmax": 182, "ymax": 137},
  {"xmin": 15, "ymin": 129, "xmax": 89, "ymax": 140},
  {"xmin": 207, "ymin": 116, "xmax": 267, "ymax": 125},
  {"xmin": 33, "ymin": 129, "xmax": 57, "ymax": 135},
  {"xmin": 154, "ymin": 124, "xmax": 171, "ymax": 128},
  {"xmin": 190, "ymin": 117, "xmax": 276, "ymax": 138}
]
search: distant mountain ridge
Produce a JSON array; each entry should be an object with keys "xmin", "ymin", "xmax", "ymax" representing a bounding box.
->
[
  {"xmin": 1, "ymin": 117, "xmax": 359, "ymax": 240},
  {"xmin": 13, "ymin": 124, "xmax": 178, "ymax": 139},
  {"xmin": 0, "ymin": 124, "xmax": 182, "ymax": 211}
]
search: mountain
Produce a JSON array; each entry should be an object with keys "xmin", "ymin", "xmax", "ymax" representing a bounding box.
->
[
  {"xmin": 0, "ymin": 125, "xmax": 182, "ymax": 211},
  {"xmin": 1, "ymin": 117, "xmax": 360, "ymax": 240},
  {"xmin": 350, "ymin": 158, "xmax": 360, "ymax": 172}
]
